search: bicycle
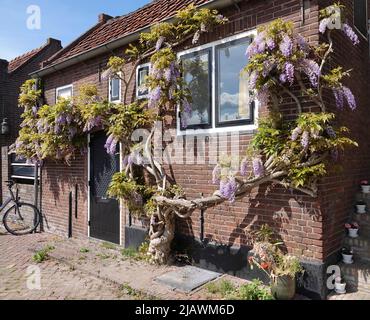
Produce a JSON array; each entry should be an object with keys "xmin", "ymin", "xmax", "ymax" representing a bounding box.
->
[{"xmin": 1, "ymin": 180, "xmax": 41, "ymax": 236}]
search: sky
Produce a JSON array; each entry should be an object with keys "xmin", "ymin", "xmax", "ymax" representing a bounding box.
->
[{"xmin": 0, "ymin": 0, "xmax": 151, "ymax": 61}]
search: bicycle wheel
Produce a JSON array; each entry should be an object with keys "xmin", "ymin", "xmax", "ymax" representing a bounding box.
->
[{"xmin": 3, "ymin": 203, "xmax": 40, "ymax": 236}]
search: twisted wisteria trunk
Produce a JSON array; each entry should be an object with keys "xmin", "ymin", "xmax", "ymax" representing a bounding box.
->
[{"xmin": 148, "ymin": 209, "xmax": 176, "ymax": 264}]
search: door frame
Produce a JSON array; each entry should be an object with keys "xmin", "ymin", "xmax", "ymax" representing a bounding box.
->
[{"xmin": 87, "ymin": 133, "xmax": 123, "ymax": 245}]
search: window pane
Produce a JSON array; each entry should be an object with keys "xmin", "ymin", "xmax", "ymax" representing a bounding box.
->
[
  {"xmin": 354, "ymin": 0, "xmax": 367, "ymax": 36},
  {"xmin": 137, "ymin": 66, "xmax": 149, "ymax": 96},
  {"xmin": 111, "ymin": 78, "xmax": 120, "ymax": 101},
  {"xmin": 57, "ymin": 87, "xmax": 72, "ymax": 99},
  {"xmin": 11, "ymin": 166, "xmax": 35, "ymax": 178},
  {"xmin": 216, "ymin": 39, "xmax": 252, "ymax": 124},
  {"xmin": 181, "ymin": 50, "xmax": 211, "ymax": 128}
]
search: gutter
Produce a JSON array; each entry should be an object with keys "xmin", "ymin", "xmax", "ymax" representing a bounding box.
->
[{"xmin": 30, "ymin": 0, "xmax": 242, "ymax": 78}]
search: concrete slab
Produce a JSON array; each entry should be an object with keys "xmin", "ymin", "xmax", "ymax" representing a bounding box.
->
[{"xmin": 155, "ymin": 266, "xmax": 221, "ymax": 293}]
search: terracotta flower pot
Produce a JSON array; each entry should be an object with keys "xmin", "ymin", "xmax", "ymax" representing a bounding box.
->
[{"xmin": 271, "ymin": 275, "xmax": 296, "ymax": 300}]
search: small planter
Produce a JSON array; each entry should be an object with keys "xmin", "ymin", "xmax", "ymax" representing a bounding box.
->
[
  {"xmin": 271, "ymin": 275, "xmax": 296, "ymax": 300},
  {"xmin": 348, "ymin": 228, "xmax": 359, "ymax": 238},
  {"xmin": 361, "ymin": 185, "xmax": 370, "ymax": 194},
  {"xmin": 334, "ymin": 277, "xmax": 346, "ymax": 294},
  {"xmin": 342, "ymin": 253, "xmax": 353, "ymax": 264},
  {"xmin": 356, "ymin": 203, "xmax": 366, "ymax": 214}
]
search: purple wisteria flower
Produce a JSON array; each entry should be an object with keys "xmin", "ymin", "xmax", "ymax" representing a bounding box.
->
[
  {"xmin": 300, "ymin": 59, "xmax": 320, "ymax": 87},
  {"xmin": 301, "ymin": 131, "xmax": 310, "ymax": 149},
  {"xmin": 256, "ymin": 85, "xmax": 270, "ymax": 105},
  {"xmin": 246, "ymin": 32, "xmax": 266, "ymax": 58},
  {"xmin": 262, "ymin": 60, "xmax": 275, "ymax": 77},
  {"xmin": 326, "ymin": 126, "xmax": 337, "ymax": 139},
  {"xmin": 212, "ymin": 165, "xmax": 221, "ymax": 184},
  {"xmin": 105, "ymin": 134, "xmax": 118, "ymax": 155},
  {"xmin": 181, "ymin": 99, "xmax": 192, "ymax": 129},
  {"xmin": 148, "ymin": 86, "xmax": 161, "ymax": 108},
  {"xmin": 240, "ymin": 158, "xmax": 248, "ymax": 176},
  {"xmin": 342, "ymin": 23, "xmax": 360, "ymax": 45},
  {"xmin": 279, "ymin": 34, "xmax": 293, "ymax": 57},
  {"xmin": 156, "ymin": 36, "xmax": 165, "ymax": 51},
  {"xmin": 342, "ymin": 86, "xmax": 357, "ymax": 110},
  {"xmin": 68, "ymin": 127, "xmax": 77, "ymax": 139},
  {"xmin": 333, "ymin": 88, "xmax": 345, "ymax": 110},
  {"xmin": 249, "ymin": 71, "xmax": 258, "ymax": 90},
  {"xmin": 295, "ymin": 34, "xmax": 309, "ymax": 52},
  {"xmin": 220, "ymin": 177, "xmax": 238, "ymax": 203},
  {"xmin": 333, "ymin": 86, "xmax": 357, "ymax": 110},
  {"xmin": 319, "ymin": 18, "xmax": 330, "ymax": 34},
  {"xmin": 252, "ymin": 158, "xmax": 264, "ymax": 177},
  {"xmin": 284, "ymin": 62, "xmax": 295, "ymax": 85},
  {"xmin": 279, "ymin": 73, "xmax": 287, "ymax": 84},
  {"xmin": 150, "ymin": 66, "xmax": 163, "ymax": 80},
  {"xmin": 84, "ymin": 116, "xmax": 103, "ymax": 132},
  {"xmin": 266, "ymin": 38, "xmax": 276, "ymax": 50},
  {"xmin": 291, "ymin": 127, "xmax": 302, "ymax": 141}
]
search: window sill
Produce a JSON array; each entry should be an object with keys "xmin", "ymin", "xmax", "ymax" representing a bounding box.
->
[{"xmin": 177, "ymin": 123, "xmax": 257, "ymax": 136}]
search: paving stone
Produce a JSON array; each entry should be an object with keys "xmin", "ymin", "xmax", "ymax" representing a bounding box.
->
[{"xmin": 155, "ymin": 266, "xmax": 221, "ymax": 293}]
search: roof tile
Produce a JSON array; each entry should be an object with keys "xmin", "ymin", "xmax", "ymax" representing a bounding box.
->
[{"xmin": 48, "ymin": 0, "xmax": 210, "ymax": 66}]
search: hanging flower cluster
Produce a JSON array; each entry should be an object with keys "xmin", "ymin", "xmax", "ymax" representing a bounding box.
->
[
  {"xmin": 13, "ymin": 80, "xmax": 86, "ymax": 164},
  {"xmin": 245, "ymin": 19, "xmax": 321, "ymax": 105}
]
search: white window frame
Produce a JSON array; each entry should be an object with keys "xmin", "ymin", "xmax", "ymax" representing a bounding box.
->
[
  {"xmin": 56, "ymin": 84, "xmax": 74, "ymax": 100},
  {"xmin": 353, "ymin": 0, "xmax": 368, "ymax": 40},
  {"xmin": 9, "ymin": 152, "xmax": 36, "ymax": 181},
  {"xmin": 136, "ymin": 63, "xmax": 151, "ymax": 99},
  {"xmin": 177, "ymin": 29, "xmax": 258, "ymax": 136},
  {"xmin": 109, "ymin": 75, "xmax": 122, "ymax": 103}
]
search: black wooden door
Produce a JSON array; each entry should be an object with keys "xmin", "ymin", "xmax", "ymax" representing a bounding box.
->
[{"xmin": 89, "ymin": 132, "xmax": 120, "ymax": 244}]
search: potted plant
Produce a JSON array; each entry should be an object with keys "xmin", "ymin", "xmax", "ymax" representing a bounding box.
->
[
  {"xmin": 345, "ymin": 222, "xmax": 359, "ymax": 238},
  {"xmin": 334, "ymin": 276, "xmax": 346, "ymax": 294},
  {"xmin": 249, "ymin": 225, "xmax": 303, "ymax": 300},
  {"xmin": 361, "ymin": 180, "xmax": 370, "ymax": 194},
  {"xmin": 356, "ymin": 201, "xmax": 366, "ymax": 214},
  {"xmin": 341, "ymin": 247, "xmax": 354, "ymax": 264}
]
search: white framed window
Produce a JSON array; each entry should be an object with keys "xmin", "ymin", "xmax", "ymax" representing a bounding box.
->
[
  {"xmin": 109, "ymin": 76, "xmax": 121, "ymax": 103},
  {"xmin": 136, "ymin": 63, "xmax": 151, "ymax": 99},
  {"xmin": 354, "ymin": 0, "xmax": 368, "ymax": 39},
  {"xmin": 10, "ymin": 153, "xmax": 36, "ymax": 181},
  {"xmin": 56, "ymin": 84, "xmax": 73, "ymax": 100},
  {"xmin": 177, "ymin": 29, "xmax": 258, "ymax": 136}
]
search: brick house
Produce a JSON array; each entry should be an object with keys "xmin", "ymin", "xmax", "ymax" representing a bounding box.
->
[
  {"xmin": 0, "ymin": 38, "xmax": 62, "ymax": 203},
  {"xmin": 8, "ymin": 0, "xmax": 369, "ymax": 299}
]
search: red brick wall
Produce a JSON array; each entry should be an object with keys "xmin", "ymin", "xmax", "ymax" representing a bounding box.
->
[
  {"xmin": 38, "ymin": 0, "xmax": 334, "ymax": 261},
  {"xmin": 318, "ymin": 0, "xmax": 370, "ymax": 260},
  {"xmin": 0, "ymin": 39, "xmax": 62, "ymax": 203}
]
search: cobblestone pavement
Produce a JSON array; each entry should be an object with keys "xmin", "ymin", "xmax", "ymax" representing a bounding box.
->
[{"xmin": 0, "ymin": 232, "xmax": 132, "ymax": 300}]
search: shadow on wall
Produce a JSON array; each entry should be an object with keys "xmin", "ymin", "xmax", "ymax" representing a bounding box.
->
[
  {"xmin": 39, "ymin": 156, "xmax": 87, "ymax": 234},
  {"xmin": 173, "ymin": 183, "xmax": 324, "ymax": 297}
]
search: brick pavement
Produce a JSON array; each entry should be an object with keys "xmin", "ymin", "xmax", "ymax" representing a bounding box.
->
[
  {"xmin": 0, "ymin": 230, "xmax": 313, "ymax": 300},
  {"xmin": 0, "ymin": 232, "xmax": 132, "ymax": 300}
]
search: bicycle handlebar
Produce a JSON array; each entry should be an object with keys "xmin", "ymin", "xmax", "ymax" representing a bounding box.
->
[{"xmin": 5, "ymin": 180, "xmax": 15, "ymax": 188}]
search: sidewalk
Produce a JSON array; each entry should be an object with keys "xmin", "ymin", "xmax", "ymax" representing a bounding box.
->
[
  {"xmin": 0, "ymin": 231, "xmax": 313, "ymax": 300},
  {"xmin": 1, "ymin": 231, "xmax": 250, "ymax": 300}
]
